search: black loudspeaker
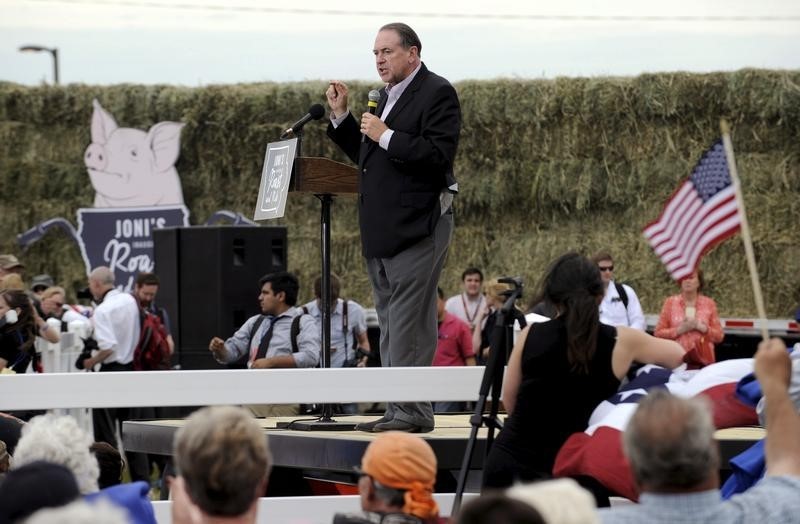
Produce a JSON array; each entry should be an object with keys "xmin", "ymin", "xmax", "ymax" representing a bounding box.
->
[{"xmin": 153, "ymin": 226, "xmax": 287, "ymax": 370}]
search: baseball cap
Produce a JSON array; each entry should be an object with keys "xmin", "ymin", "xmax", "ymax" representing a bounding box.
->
[
  {"xmin": 0, "ymin": 461, "xmax": 80, "ymax": 524},
  {"xmin": 31, "ymin": 274, "xmax": 55, "ymax": 292},
  {"xmin": 0, "ymin": 255, "xmax": 24, "ymax": 270}
]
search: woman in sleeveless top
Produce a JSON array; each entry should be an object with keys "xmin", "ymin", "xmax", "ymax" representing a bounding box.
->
[{"xmin": 482, "ymin": 253, "xmax": 685, "ymax": 490}]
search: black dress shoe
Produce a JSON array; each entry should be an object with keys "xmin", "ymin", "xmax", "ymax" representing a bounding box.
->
[
  {"xmin": 373, "ymin": 419, "xmax": 434, "ymax": 433},
  {"xmin": 354, "ymin": 416, "xmax": 392, "ymax": 432}
]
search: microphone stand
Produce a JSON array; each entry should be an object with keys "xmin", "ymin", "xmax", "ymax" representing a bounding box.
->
[{"xmin": 279, "ymin": 127, "xmax": 356, "ymax": 432}]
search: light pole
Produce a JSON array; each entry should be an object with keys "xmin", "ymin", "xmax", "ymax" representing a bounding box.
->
[{"xmin": 18, "ymin": 45, "xmax": 60, "ymax": 84}]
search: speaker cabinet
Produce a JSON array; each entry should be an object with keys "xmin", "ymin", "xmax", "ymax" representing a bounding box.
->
[{"xmin": 153, "ymin": 226, "xmax": 287, "ymax": 369}]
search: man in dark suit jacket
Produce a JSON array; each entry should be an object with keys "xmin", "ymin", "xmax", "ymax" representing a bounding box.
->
[{"xmin": 326, "ymin": 22, "xmax": 461, "ymax": 433}]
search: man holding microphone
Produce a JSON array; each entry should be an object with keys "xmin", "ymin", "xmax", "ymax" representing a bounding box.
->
[{"xmin": 326, "ymin": 22, "xmax": 461, "ymax": 433}]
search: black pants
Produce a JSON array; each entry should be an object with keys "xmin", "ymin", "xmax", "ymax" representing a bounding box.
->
[{"xmin": 92, "ymin": 362, "xmax": 153, "ymax": 483}]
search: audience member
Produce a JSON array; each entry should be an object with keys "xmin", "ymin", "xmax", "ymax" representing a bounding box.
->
[
  {"xmin": 445, "ymin": 267, "xmax": 487, "ymax": 331},
  {"xmin": 30, "ymin": 274, "xmax": 54, "ymax": 297},
  {"xmin": 0, "ymin": 413, "xmax": 24, "ymax": 454},
  {"xmin": 0, "ymin": 440, "xmax": 9, "ymax": 478},
  {"xmin": 0, "ymin": 255, "xmax": 24, "ymax": 278},
  {"xmin": 12, "ymin": 413, "xmax": 99, "ymax": 494},
  {"xmin": 171, "ymin": 406, "xmax": 271, "ymax": 524},
  {"xmin": 590, "ymin": 252, "xmax": 645, "ymax": 331},
  {"xmin": 482, "ymin": 252, "xmax": 684, "ymax": 490},
  {"xmin": 0, "ymin": 289, "xmax": 59, "ymax": 374},
  {"xmin": 456, "ymin": 493, "xmax": 545, "ymax": 524},
  {"xmin": 654, "ymin": 269, "xmax": 723, "ymax": 367},
  {"xmin": 0, "ymin": 274, "xmax": 24, "ymax": 291},
  {"xmin": 0, "ymin": 461, "xmax": 80, "ymax": 524},
  {"xmin": 24, "ymin": 499, "xmax": 128, "ymax": 524},
  {"xmin": 133, "ymin": 272, "xmax": 175, "ymax": 354},
  {"xmin": 507, "ymin": 478, "xmax": 599, "ymax": 524},
  {"xmin": 39, "ymin": 286, "xmax": 92, "ymax": 329},
  {"xmin": 302, "ymin": 273, "xmax": 371, "ymax": 369},
  {"xmin": 433, "ymin": 287, "xmax": 475, "ymax": 413},
  {"xmin": 208, "ymin": 271, "xmax": 320, "ymax": 417},
  {"xmin": 302, "ymin": 273, "xmax": 371, "ymax": 413},
  {"xmin": 85, "ymin": 480, "xmax": 156, "ymax": 524},
  {"xmin": 600, "ymin": 338, "xmax": 800, "ymax": 522},
  {"xmin": 473, "ymin": 279, "xmax": 526, "ymax": 365},
  {"xmin": 90, "ymin": 441, "xmax": 124, "ymax": 489},
  {"xmin": 83, "ymin": 266, "xmax": 150, "ymax": 483},
  {"xmin": 333, "ymin": 432, "xmax": 439, "ymax": 524}
]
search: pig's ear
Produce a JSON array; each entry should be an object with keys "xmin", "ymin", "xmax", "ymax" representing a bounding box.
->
[
  {"xmin": 91, "ymin": 99, "xmax": 118, "ymax": 144},
  {"xmin": 146, "ymin": 122, "xmax": 185, "ymax": 172}
]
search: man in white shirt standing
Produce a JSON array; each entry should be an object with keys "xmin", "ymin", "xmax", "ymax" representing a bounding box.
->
[
  {"xmin": 82, "ymin": 266, "xmax": 150, "ymax": 483},
  {"xmin": 592, "ymin": 252, "xmax": 646, "ymax": 331},
  {"xmin": 445, "ymin": 267, "xmax": 486, "ymax": 331}
]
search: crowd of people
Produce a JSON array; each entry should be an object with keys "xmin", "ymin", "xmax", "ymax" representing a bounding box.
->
[
  {"xmin": 2, "ymin": 325, "xmax": 797, "ymax": 524},
  {"xmin": 1, "ymin": 245, "xmax": 797, "ymax": 522}
]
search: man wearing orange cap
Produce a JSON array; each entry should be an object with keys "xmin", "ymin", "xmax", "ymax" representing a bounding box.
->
[{"xmin": 334, "ymin": 432, "xmax": 440, "ymax": 524}]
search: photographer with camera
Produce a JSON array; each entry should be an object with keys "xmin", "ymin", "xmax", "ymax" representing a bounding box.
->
[
  {"xmin": 0, "ymin": 288, "xmax": 59, "ymax": 374},
  {"xmin": 301, "ymin": 273, "xmax": 371, "ymax": 414}
]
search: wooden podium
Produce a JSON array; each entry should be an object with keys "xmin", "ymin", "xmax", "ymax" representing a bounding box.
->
[
  {"xmin": 290, "ymin": 157, "xmax": 358, "ymax": 195},
  {"xmin": 286, "ymin": 157, "xmax": 359, "ymax": 431}
]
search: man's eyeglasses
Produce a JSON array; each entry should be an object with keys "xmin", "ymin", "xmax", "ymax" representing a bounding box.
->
[{"xmin": 598, "ymin": 266, "xmax": 614, "ymax": 272}]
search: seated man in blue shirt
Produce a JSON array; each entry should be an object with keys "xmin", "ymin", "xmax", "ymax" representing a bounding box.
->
[
  {"xmin": 208, "ymin": 271, "xmax": 320, "ymax": 417},
  {"xmin": 600, "ymin": 338, "xmax": 800, "ymax": 523}
]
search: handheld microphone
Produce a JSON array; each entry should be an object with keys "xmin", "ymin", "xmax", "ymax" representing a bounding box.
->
[
  {"xmin": 280, "ymin": 104, "xmax": 325, "ymax": 140},
  {"xmin": 362, "ymin": 90, "xmax": 381, "ymax": 143}
]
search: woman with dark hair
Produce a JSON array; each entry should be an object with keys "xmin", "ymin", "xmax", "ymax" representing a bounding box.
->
[
  {"xmin": 0, "ymin": 289, "xmax": 58, "ymax": 373},
  {"xmin": 654, "ymin": 269, "xmax": 723, "ymax": 366},
  {"xmin": 482, "ymin": 253, "xmax": 685, "ymax": 490}
]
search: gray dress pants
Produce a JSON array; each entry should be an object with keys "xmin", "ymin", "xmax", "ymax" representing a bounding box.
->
[{"xmin": 366, "ymin": 211, "xmax": 453, "ymax": 427}]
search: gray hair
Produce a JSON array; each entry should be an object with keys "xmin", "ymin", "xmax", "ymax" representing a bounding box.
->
[
  {"xmin": 623, "ymin": 389, "xmax": 718, "ymax": 491},
  {"xmin": 24, "ymin": 499, "xmax": 128, "ymax": 524},
  {"xmin": 173, "ymin": 406, "xmax": 271, "ymax": 517},
  {"xmin": 13, "ymin": 414, "xmax": 99, "ymax": 494},
  {"xmin": 506, "ymin": 478, "xmax": 599, "ymax": 524},
  {"xmin": 89, "ymin": 266, "xmax": 115, "ymax": 286},
  {"xmin": 380, "ymin": 22, "xmax": 422, "ymax": 56}
]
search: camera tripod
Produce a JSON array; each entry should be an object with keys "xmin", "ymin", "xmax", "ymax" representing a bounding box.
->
[{"xmin": 452, "ymin": 276, "xmax": 524, "ymax": 514}]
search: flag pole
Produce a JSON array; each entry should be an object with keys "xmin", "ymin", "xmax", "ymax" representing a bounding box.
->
[{"xmin": 720, "ymin": 120, "xmax": 769, "ymax": 341}]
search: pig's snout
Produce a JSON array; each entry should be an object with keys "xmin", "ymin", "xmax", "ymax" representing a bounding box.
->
[{"xmin": 84, "ymin": 143, "xmax": 107, "ymax": 171}]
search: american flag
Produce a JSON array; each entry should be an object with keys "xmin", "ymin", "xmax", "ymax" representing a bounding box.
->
[{"xmin": 643, "ymin": 140, "xmax": 741, "ymax": 281}]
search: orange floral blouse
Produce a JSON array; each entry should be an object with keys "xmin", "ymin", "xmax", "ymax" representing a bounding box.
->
[{"xmin": 654, "ymin": 294, "xmax": 724, "ymax": 354}]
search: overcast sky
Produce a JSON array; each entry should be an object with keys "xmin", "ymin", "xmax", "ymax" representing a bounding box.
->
[{"xmin": 2, "ymin": 0, "xmax": 799, "ymax": 86}]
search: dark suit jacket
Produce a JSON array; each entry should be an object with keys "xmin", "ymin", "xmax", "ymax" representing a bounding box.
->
[{"xmin": 327, "ymin": 63, "xmax": 461, "ymax": 259}]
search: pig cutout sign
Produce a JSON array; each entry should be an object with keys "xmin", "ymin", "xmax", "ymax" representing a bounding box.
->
[
  {"xmin": 85, "ymin": 99, "xmax": 185, "ymax": 207},
  {"xmin": 17, "ymin": 100, "xmax": 191, "ymax": 291}
]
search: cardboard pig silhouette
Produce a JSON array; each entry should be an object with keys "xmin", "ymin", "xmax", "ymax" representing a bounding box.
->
[{"xmin": 84, "ymin": 99, "xmax": 185, "ymax": 207}]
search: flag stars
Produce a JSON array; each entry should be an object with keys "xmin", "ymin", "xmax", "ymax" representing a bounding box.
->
[{"xmin": 691, "ymin": 141, "xmax": 732, "ymax": 202}]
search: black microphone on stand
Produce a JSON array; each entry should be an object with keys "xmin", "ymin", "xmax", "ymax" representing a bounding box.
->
[
  {"xmin": 280, "ymin": 104, "xmax": 325, "ymax": 140},
  {"xmin": 362, "ymin": 89, "xmax": 381, "ymax": 143}
]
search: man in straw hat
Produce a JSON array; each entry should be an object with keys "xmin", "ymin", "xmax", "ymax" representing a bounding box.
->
[
  {"xmin": 0, "ymin": 255, "xmax": 24, "ymax": 279},
  {"xmin": 334, "ymin": 432, "xmax": 440, "ymax": 523}
]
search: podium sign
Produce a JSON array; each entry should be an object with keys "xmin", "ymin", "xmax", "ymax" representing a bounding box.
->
[{"xmin": 254, "ymin": 138, "xmax": 297, "ymax": 220}]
